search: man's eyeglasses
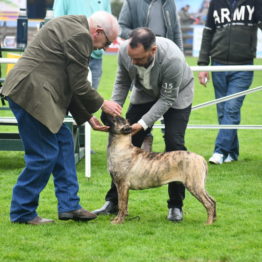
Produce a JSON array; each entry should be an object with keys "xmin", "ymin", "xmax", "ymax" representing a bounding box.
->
[{"xmin": 103, "ymin": 30, "xmax": 112, "ymax": 48}]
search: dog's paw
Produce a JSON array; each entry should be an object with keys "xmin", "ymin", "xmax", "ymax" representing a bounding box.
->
[{"xmin": 111, "ymin": 216, "xmax": 124, "ymax": 224}]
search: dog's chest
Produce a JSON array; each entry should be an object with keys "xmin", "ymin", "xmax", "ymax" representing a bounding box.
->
[{"xmin": 107, "ymin": 147, "xmax": 133, "ymax": 172}]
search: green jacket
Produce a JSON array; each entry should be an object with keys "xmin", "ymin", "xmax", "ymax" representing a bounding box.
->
[{"xmin": 0, "ymin": 15, "xmax": 103, "ymax": 133}]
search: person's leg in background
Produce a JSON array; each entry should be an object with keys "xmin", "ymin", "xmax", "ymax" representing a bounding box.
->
[
  {"xmin": 89, "ymin": 57, "xmax": 102, "ymax": 90},
  {"xmin": 209, "ymin": 67, "xmax": 228, "ymax": 164},
  {"xmin": 210, "ymin": 64, "xmax": 253, "ymax": 164},
  {"xmin": 92, "ymin": 102, "xmax": 155, "ymax": 215},
  {"xmin": 163, "ymin": 104, "xmax": 192, "ymax": 222}
]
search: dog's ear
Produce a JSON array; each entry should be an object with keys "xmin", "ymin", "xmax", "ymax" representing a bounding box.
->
[
  {"xmin": 100, "ymin": 112, "xmax": 112, "ymax": 126},
  {"xmin": 120, "ymin": 125, "xmax": 132, "ymax": 134}
]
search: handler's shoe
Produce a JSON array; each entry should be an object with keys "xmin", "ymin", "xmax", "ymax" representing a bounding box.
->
[
  {"xmin": 22, "ymin": 216, "xmax": 54, "ymax": 225},
  {"xmin": 59, "ymin": 208, "xmax": 97, "ymax": 221},
  {"xmin": 92, "ymin": 201, "xmax": 118, "ymax": 215},
  {"xmin": 209, "ymin": 153, "xmax": 224, "ymax": 165},
  {"xmin": 167, "ymin": 208, "xmax": 183, "ymax": 222}
]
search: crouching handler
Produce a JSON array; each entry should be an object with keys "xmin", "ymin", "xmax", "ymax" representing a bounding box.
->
[
  {"xmin": 92, "ymin": 28, "xmax": 194, "ymax": 222},
  {"xmin": 0, "ymin": 11, "xmax": 121, "ymax": 225}
]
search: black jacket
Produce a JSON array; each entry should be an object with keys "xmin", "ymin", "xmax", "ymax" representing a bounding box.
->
[{"xmin": 198, "ymin": 0, "xmax": 262, "ymax": 65}]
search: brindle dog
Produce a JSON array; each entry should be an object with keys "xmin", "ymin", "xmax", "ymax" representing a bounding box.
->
[{"xmin": 102, "ymin": 113, "xmax": 216, "ymax": 225}]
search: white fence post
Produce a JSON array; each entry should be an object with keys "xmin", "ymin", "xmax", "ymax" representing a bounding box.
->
[{"xmin": 84, "ymin": 122, "xmax": 91, "ymax": 178}]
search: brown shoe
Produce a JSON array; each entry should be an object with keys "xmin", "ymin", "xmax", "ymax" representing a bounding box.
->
[
  {"xmin": 26, "ymin": 216, "xmax": 54, "ymax": 225},
  {"xmin": 58, "ymin": 208, "xmax": 97, "ymax": 221}
]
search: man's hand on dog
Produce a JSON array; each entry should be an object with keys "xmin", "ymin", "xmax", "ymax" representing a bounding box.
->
[
  {"xmin": 131, "ymin": 123, "xmax": 143, "ymax": 135},
  {"xmin": 88, "ymin": 116, "xmax": 110, "ymax": 132},
  {"xmin": 101, "ymin": 100, "xmax": 122, "ymax": 117}
]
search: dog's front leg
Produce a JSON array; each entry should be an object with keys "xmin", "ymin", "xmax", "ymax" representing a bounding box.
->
[{"xmin": 111, "ymin": 183, "xmax": 129, "ymax": 224}]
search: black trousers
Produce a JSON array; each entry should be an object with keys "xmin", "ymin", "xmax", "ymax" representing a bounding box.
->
[{"xmin": 105, "ymin": 102, "xmax": 192, "ymax": 209}]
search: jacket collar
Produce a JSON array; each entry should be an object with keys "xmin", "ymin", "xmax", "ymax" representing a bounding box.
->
[{"xmin": 128, "ymin": 47, "xmax": 162, "ymax": 94}]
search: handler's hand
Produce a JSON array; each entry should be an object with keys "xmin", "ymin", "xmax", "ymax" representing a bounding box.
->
[
  {"xmin": 101, "ymin": 100, "xmax": 122, "ymax": 117},
  {"xmin": 198, "ymin": 71, "xmax": 209, "ymax": 87},
  {"xmin": 131, "ymin": 123, "xmax": 143, "ymax": 135},
  {"xmin": 88, "ymin": 116, "xmax": 109, "ymax": 132}
]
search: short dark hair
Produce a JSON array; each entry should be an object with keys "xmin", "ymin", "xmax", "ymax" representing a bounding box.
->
[{"xmin": 129, "ymin": 27, "xmax": 156, "ymax": 51}]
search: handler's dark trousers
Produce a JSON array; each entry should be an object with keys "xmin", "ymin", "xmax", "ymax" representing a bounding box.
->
[
  {"xmin": 105, "ymin": 102, "xmax": 192, "ymax": 209},
  {"xmin": 8, "ymin": 98, "xmax": 81, "ymax": 222}
]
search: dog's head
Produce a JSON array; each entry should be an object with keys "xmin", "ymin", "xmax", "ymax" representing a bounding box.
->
[{"xmin": 101, "ymin": 112, "xmax": 132, "ymax": 135}]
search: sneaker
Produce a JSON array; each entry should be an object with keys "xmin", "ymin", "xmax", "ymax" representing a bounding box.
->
[
  {"xmin": 91, "ymin": 201, "xmax": 118, "ymax": 215},
  {"xmin": 224, "ymin": 154, "xmax": 236, "ymax": 163},
  {"xmin": 209, "ymin": 153, "xmax": 224, "ymax": 165}
]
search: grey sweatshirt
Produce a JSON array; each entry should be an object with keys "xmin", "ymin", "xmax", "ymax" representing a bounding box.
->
[{"xmin": 112, "ymin": 37, "xmax": 194, "ymax": 128}]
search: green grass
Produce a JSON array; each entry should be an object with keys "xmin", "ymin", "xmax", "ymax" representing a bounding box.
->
[{"xmin": 0, "ymin": 56, "xmax": 262, "ymax": 262}]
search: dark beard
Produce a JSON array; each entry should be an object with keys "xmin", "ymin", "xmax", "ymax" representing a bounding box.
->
[{"xmin": 144, "ymin": 55, "xmax": 154, "ymax": 68}]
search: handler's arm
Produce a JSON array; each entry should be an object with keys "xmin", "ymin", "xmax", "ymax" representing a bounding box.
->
[{"xmin": 256, "ymin": 0, "xmax": 262, "ymax": 30}]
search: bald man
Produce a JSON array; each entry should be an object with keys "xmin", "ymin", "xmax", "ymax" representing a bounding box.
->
[{"xmin": 0, "ymin": 11, "xmax": 121, "ymax": 225}]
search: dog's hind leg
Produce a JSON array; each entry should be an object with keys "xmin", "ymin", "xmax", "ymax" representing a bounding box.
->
[
  {"xmin": 185, "ymin": 162, "xmax": 216, "ymax": 224},
  {"xmin": 189, "ymin": 187, "xmax": 216, "ymax": 225},
  {"xmin": 201, "ymin": 191, "xmax": 216, "ymax": 224},
  {"xmin": 207, "ymin": 193, "xmax": 216, "ymax": 221},
  {"xmin": 111, "ymin": 183, "xmax": 129, "ymax": 224},
  {"xmin": 186, "ymin": 174, "xmax": 216, "ymax": 224}
]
